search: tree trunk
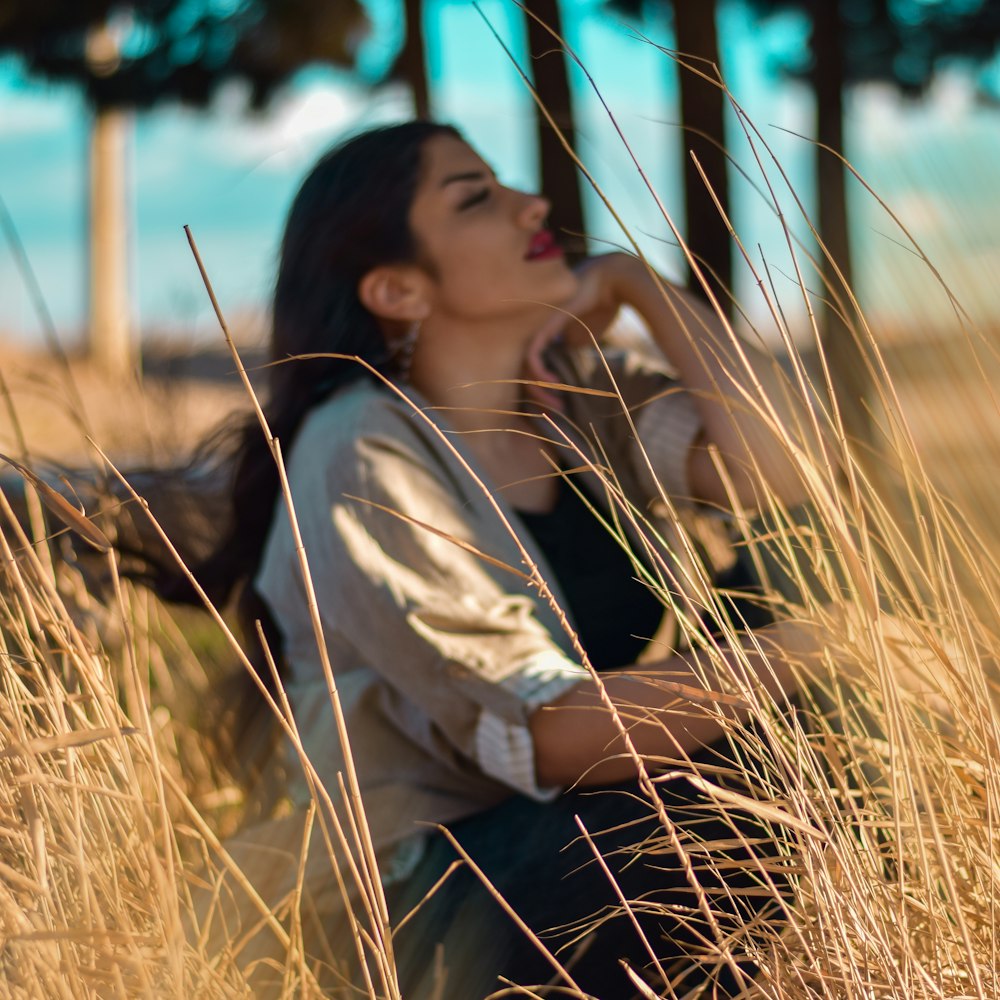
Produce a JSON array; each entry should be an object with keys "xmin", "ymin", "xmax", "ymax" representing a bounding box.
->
[
  {"xmin": 398, "ymin": 0, "xmax": 430, "ymax": 118},
  {"xmin": 88, "ymin": 104, "xmax": 133, "ymax": 377},
  {"xmin": 811, "ymin": 0, "xmax": 872, "ymax": 441},
  {"xmin": 673, "ymin": 1, "xmax": 731, "ymax": 315},
  {"xmin": 524, "ymin": 0, "xmax": 586, "ymax": 257}
]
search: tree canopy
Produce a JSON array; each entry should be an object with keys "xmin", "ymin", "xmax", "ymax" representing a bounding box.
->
[
  {"xmin": 749, "ymin": 0, "xmax": 1000, "ymax": 96},
  {"xmin": 0, "ymin": 0, "xmax": 367, "ymax": 109}
]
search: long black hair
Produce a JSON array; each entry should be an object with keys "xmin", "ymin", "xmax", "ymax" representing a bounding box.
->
[{"xmin": 133, "ymin": 121, "xmax": 460, "ymax": 774}]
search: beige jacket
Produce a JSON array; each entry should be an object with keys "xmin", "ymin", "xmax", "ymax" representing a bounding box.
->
[{"xmin": 254, "ymin": 345, "xmax": 717, "ymax": 861}]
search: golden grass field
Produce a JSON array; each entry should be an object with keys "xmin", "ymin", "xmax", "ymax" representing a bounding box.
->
[
  {"xmin": 1, "ymin": 299, "xmax": 1000, "ymax": 998},
  {"xmin": 0, "ymin": 338, "xmax": 251, "ymax": 466},
  {"xmin": 4, "ymin": 75, "xmax": 1000, "ymax": 989}
]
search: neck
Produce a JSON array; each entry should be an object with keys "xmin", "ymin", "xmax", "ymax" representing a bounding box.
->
[
  {"xmin": 409, "ymin": 313, "xmax": 539, "ymax": 433},
  {"xmin": 405, "ymin": 309, "xmax": 563, "ymax": 510}
]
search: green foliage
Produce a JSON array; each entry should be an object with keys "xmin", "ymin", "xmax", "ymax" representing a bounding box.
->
[
  {"xmin": 0, "ymin": 0, "xmax": 367, "ymax": 109},
  {"xmin": 748, "ymin": 0, "xmax": 1000, "ymax": 96}
]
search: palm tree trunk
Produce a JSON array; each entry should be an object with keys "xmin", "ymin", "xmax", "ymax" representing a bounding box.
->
[
  {"xmin": 86, "ymin": 21, "xmax": 133, "ymax": 377},
  {"xmin": 673, "ymin": 1, "xmax": 732, "ymax": 314},
  {"xmin": 811, "ymin": 0, "xmax": 872, "ymax": 441},
  {"xmin": 524, "ymin": 0, "xmax": 586, "ymax": 257},
  {"xmin": 88, "ymin": 104, "xmax": 133, "ymax": 377},
  {"xmin": 398, "ymin": 0, "xmax": 430, "ymax": 118}
]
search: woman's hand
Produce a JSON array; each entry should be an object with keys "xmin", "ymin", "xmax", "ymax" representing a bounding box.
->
[
  {"xmin": 523, "ymin": 254, "xmax": 644, "ymax": 410},
  {"xmin": 532, "ymin": 253, "xmax": 644, "ymax": 349}
]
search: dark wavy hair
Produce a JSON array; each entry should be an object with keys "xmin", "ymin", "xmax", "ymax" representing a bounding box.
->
[{"xmin": 134, "ymin": 121, "xmax": 460, "ymax": 776}]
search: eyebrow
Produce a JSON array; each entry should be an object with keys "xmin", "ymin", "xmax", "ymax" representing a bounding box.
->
[{"xmin": 439, "ymin": 168, "xmax": 493, "ymax": 188}]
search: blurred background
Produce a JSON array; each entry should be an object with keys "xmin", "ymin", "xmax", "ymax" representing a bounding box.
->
[
  {"xmin": 5, "ymin": 1, "xmax": 1000, "ymax": 355},
  {"xmin": 2, "ymin": 0, "xmax": 1000, "ymax": 517}
]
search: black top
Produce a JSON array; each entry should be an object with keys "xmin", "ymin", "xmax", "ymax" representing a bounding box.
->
[{"xmin": 516, "ymin": 476, "xmax": 664, "ymax": 671}]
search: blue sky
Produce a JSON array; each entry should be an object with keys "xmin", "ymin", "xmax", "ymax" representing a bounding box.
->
[{"xmin": 1, "ymin": 0, "xmax": 999, "ymax": 349}]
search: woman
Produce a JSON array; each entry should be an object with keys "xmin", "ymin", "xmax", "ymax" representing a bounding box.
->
[{"xmin": 167, "ymin": 122, "xmax": 813, "ymax": 997}]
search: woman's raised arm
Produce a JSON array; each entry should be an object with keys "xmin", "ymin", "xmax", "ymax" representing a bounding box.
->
[{"xmin": 529, "ymin": 253, "xmax": 814, "ymax": 512}]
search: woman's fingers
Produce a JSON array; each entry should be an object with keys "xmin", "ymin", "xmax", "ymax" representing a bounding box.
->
[
  {"xmin": 521, "ymin": 253, "xmax": 637, "ymax": 412},
  {"xmin": 523, "ymin": 323, "xmax": 567, "ymax": 413},
  {"xmin": 537, "ymin": 257, "xmax": 622, "ymax": 347}
]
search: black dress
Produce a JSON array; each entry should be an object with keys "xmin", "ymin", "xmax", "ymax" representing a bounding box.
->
[{"xmin": 388, "ymin": 476, "xmax": 778, "ymax": 999}]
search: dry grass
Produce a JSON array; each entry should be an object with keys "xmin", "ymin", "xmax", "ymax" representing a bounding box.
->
[
  {"xmin": 4, "ymin": 70, "xmax": 1000, "ymax": 1000},
  {"xmin": 5, "ymin": 297, "xmax": 999, "ymax": 997},
  {"xmin": 0, "ymin": 338, "xmax": 249, "ymax": 467},
  {"xmin": 0, "ymin": 504, "xmax": 241, "ymax": 996}
]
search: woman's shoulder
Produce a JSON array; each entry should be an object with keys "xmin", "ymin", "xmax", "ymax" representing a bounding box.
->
[
  {"xmin": 296, "ymin": 378, "xmax": 431, "ymax": 454},
  {"xmin": 289, "ymin": 378, "xmax": 452, "ymax": 491},
  {"xmin": 543, "ymin": 340, "xmax": 680, "ymax": 427}
]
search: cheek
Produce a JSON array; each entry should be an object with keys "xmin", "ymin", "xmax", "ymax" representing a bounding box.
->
[{"xmin": 429, "ymin": 243, "xmax": 503, "ymax": 310}]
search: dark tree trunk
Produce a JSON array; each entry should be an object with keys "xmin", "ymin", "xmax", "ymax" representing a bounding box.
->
[
  {"xmin": 813, "ymin": 1, "xmax": 851, "ymax": 304},
  {"xmin": 524, "ymin": 0, "xmax": 586, "ymax": 256},
  {"xmin": 811, "ymin": 0, "xmax": 872, "ymax": 441},
  {"xmin": 397, "ymin": 0, "xmax": 430, "ymax": 118},
  {"xmin": 673, "ymin": 1, "xmax": 731, "ymax": 315}
]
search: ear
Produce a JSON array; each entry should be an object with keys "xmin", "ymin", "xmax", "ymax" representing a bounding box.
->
[{"xmin": 357, "ymin": 265, "xmax": 430, "ymax": 324}]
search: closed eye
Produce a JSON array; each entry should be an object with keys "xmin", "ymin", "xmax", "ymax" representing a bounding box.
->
[{"xmin": 458, "ymin": 188, "xmax": 490, "ymax": 211}]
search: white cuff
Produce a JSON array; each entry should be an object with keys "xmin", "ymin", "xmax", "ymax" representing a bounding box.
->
[
  {"xmin": 473, "ymin": 710, "xmax": 561, "ymax": 801},
  {"xmin": 634, "ymin": 388, "xmax": 703, "ymax": 501}
]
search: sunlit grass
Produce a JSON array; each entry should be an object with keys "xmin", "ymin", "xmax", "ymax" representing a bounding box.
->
[{"xmin": 3, "ymin": 58, "xmax": 1000, "ymax": 1000}]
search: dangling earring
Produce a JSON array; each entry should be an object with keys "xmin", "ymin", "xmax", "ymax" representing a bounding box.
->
[{"xmin": 391, "ymin": 320, "xmax": 420, "ymax": 381}]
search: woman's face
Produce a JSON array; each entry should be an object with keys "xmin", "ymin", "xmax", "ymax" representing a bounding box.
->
[{"xmin": 406, "ymin": 135, "xmax": 579, "ymax": 325}]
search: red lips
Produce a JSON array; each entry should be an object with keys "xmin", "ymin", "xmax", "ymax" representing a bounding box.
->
[{"xmin": 525, "ymin": 229, "xmax": 563, "ymax": 260}]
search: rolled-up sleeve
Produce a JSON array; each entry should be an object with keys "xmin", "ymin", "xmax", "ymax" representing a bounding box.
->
[
  {"xmin": 561, "ymin": 346, "xmax": 704, "ymax": 506},
  {"xmin": 472, "ymin": 650, "xmax": 585, "ymax": 799},
  {"xmin": 317, "ymin": 416, "xmax": 586, "ymax": 797},
  {"xmin": 631, "ymin": 383, "xmax": 703, "ymax": 502}
]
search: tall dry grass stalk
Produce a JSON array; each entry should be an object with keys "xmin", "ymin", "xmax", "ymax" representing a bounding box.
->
[
  {"xmin": 0, "ymin": 495, "xmax": 244, "ymax": 996},
  {"xmin": 3, "ymin": 53, "xmax": 1000, "ymax": 1000}
]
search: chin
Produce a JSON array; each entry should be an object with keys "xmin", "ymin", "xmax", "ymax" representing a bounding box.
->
[{"xmin": 550, "ymin": 271, "xmax": 580, "ymax": 303}]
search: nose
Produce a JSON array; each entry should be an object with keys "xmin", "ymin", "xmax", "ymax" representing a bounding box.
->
[{"xmin": 517, "ymin": 190, "xmax": 550, "ymax": 227}]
